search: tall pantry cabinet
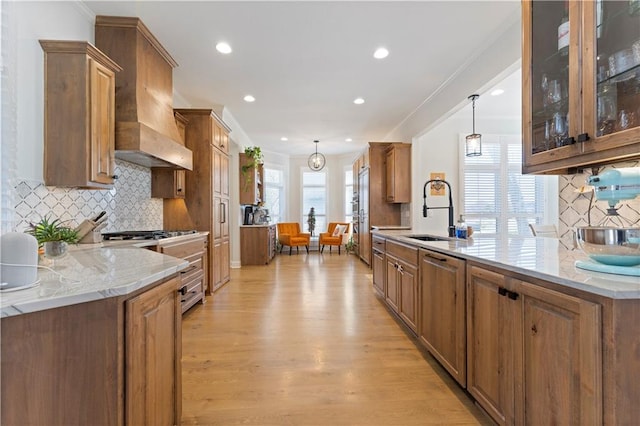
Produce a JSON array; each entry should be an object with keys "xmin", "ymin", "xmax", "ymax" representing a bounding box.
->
[
  {"xmin": 166, "ymin": 109, "xmax": 231, "ymax": 292},
  {"xmin": 354, "ymin": 142, "xmax": 409, "ymax": 266}
]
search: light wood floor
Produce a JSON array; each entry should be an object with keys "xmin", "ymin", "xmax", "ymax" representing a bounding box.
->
[{"xmin": 181, "ymin": 252, "xmax": 491, "ymax": 425}]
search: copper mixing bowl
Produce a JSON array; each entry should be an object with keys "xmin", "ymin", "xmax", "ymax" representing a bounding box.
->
[{"xmin": 575, "ymin": 227, "xmax": 640, "ymax": 267}]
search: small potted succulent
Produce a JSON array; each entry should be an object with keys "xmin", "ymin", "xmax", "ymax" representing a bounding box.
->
[{"xmin": 26, "ymin": 215, "xmax": 79, "ymax": 259}]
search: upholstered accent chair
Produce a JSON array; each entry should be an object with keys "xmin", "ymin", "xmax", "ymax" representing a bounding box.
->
[
  {"xmin": 319, "ymin": 222, "xmax": 352, "ymax": 254},
  {"xmin": 277, "ymin": 222, "xmax": 311, "ymax": 255}
]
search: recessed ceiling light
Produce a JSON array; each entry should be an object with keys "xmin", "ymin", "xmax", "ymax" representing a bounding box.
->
[
  {"xmin": 353, "ymin": 97, "xmax": 365, "ymax": 105},
  {"xmin": 244, "ymin": 95, "xmax": 255, "ymax": 103},
  {"xmin": 345, "ymin": 138, "xmax": 353, "ymax": 142},
  {"xmin": 373, "ymin": 47, "xmax": 389, "ymax": 59},
  {"xmin": 215, "ymin": 42, "xmax": 232, "ymax": 54},
  {"xmin": 281, "ymin": 137, "xmax": 288, "ymax": 141},
  {"xmin": 491, "ymin": 89, "xmax": 505, "ymax": 96}
]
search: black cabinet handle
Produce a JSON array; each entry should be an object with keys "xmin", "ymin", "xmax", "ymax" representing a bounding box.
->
[
  {"xmin": 111, "ymin": 174, "xmax": 119, "ymax": 180},
  {"xmin": 178, "ymin": 286, "xmax": 187, "ymax": 296},
  {"xmin": 498, "ymin": 287, "xmax": 508, "ymax": 296},
  {"xmin": 508, "ymin": 291, "xmax": 519, "ymax": 300},
  {"xmin": 424, "ymin": 253, "xmax": 447, "ymax": 262},
  {"xmin": 577, "ymin": 133, "xmax": 590, "ymax": 143}
]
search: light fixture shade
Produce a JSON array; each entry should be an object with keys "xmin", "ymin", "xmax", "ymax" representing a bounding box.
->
[
  {"xmin": 465, "ymin": 133, "xmax": 482, "ymax": 157},
  {"xmin": 466, "ymin": 94, "xmax": 482, "ymax": 157},
  {"xmin": 308, "ymin": 140, "xmax": 326, "ymax": 171}
]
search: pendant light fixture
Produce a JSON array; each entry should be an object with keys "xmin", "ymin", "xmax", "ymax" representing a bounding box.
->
[
  {"xmin": 308, "ymin": 140, "xmax": 326, "ymax": 171},
  {"xmin": 465, "ymin": 94, "xmax": 482, "ymax": 157}
]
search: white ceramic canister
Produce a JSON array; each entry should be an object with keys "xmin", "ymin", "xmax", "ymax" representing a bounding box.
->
[{"xmin": 0, "ymin": 232, "xmax": 39, "ymax": 288}]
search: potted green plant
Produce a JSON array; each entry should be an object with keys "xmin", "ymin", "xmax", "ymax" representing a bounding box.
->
[
  {"xmin": 26, "ymin": 215, "xmax": 79, "ymax": 258},
  {"xmin": 241, "ymin": 146, "xmax": 264, "ymax": 190}
]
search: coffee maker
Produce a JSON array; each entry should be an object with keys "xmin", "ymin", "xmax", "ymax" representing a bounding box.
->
[{"xmin": 243, "ymin": 205, "xmax": 254, "ymax": 225}]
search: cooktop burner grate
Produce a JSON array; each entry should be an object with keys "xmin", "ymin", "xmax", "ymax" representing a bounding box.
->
[{"xmin": 102, "ymin": 230, "xmax": 198, "ymax": 240}]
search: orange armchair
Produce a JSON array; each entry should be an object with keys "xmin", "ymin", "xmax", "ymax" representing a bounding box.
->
[
  {"xmin": 277, "ymin": 222, "xmax": 311, "ymax": 255},
  {"xmin": 319, "ymin": 222, "xmax": 352, "ymax": 254}
]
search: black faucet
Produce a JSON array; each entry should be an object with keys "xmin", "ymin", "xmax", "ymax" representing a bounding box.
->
[{"xmin": 422, "ymin": 179, "xmax": 455, "ymax": 238}]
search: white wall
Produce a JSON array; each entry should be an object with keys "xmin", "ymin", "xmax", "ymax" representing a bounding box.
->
[
  {"xmin": 411, "ymin": 114, "xmax": 527, "ymax": 235},
  {"xmin": 14, "ymin": 1, "xmax": 95, "ymax": 182}
]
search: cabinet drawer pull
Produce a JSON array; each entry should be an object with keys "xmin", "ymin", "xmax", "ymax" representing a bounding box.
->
[
  {"xmin": 111, "ymin": 174, "xmax": 119, "ymax": 180},
  {"xmin": 498, "ymin": 287, "xmax": 508, "ymax": 296},
  {"xmin": 424, "ymin": 253, "xmax": 447, "ymax": 262},
  {"xmin": 508, "ymin": 291, "xmax": 519, "ymax": 300},
  {"xmin": 178, "ymin": 286, "xmax": 188, "ymax": 296}
]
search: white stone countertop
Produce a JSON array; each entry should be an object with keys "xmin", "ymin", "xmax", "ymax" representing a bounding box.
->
[
  {"xmin": 239, "ymin": 224, "xmax": 275, "ymax": 228},
  {"xmin": 374, "ymin": 230, "xmax": 640, "ymax": 299},
  {"xmin": 1, "ymin": 245, "xmax": 188, "ymax": 318}
]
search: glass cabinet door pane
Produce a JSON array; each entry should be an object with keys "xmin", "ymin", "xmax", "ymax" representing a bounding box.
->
[
  {"xmin": 594, "ymin": 0, "xmax": 640, "ymax": 137},
  {"xmin": 530, "ymin": 1, "xmax": 572, "ymax": 155}
]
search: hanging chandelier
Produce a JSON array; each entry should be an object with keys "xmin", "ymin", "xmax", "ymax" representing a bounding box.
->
[
  {"xmin": 308, "ymin": 140, "xmax": 326, "ymax": 171},
  {"xmin": 465, "ymin": 94, "xmax": 482, "ymax": 157}
]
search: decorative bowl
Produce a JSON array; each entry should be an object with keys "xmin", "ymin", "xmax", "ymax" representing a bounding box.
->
[{"xmin": 575, "ymin": 227, "xmax": 640, "ymax": 267}]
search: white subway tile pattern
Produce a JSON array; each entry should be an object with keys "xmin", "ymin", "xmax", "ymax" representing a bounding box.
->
[
  {"xmin": 13, "ymin": 160, "xmax": 163, "ymax": 233},
  {"xmin": 558, "ymin": 161, "xmax": 640, "ymax": 249}
]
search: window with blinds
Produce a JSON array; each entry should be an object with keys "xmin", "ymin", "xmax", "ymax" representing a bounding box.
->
[{"xmin": 461, "ymin": 134, "xmax": 546, "ymax": 236}]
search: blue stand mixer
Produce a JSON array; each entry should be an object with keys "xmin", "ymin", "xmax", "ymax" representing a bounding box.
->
[{"xmin": 575, "ymin": 167, "xmax": 640, "ymax": 276}]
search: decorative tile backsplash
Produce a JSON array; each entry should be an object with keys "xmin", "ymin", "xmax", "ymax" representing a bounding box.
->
[
  {"xmin": 558, "ymin": 160, "xmax": 640, "ymax": 249},
  {"xmin": 13, "ymin": 160, "xmax": 163, "ymax": 233}
]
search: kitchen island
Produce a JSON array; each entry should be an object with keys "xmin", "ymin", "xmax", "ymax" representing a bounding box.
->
[
  {"xmin": 1, "ymin": 245, "xmax": 188, "ymax": 425},
  {"xmin": 372, "ymin": 229, "xmax": 639, "ymax": 426}
]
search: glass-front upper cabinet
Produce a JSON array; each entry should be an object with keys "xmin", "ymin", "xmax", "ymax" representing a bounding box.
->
[{"xmin": 522, "ymin": 0, "xmax": 640, "ymax": 174}]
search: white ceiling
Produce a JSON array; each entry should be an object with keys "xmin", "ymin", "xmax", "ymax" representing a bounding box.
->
[{"xmin": 84, "ymin": 1, "xmax": 521, "ymax": 157}]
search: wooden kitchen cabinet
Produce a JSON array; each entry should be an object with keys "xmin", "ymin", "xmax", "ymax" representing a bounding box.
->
[
  {"xmin": 385, "ymin": 240, "xmax": 419, "ymax": 333},
  {"xmin": 1, "ymin": 275, "xmax": 182, "ymax": 426},
  {"xmin": 239, "ymin": 153, "xmax": 264, "ymax": 205},
  {"xmin": 126, "ymin": 277, "xmax": 182, "ymax": 425},
  {"xmin": 157, "ymin": 233, "xmax": 208, "ymax": 313},
  {"xmin": 466, "ymin": 265, "xmax": 602, "ymax": 425},
  {"xmin": 166, "ymin": 109, "xmax": 232, "ymax": 293},
  {"xmin": 355, "ymin": 143, "xmax": 407, "ymax": 266},
  {"xmin": 151, "ymin": 112, "xmax": 189, "ymax": 198},
  {"xmin": 39, "ymin": 40, "xmax": 121, "ymax": 189},
  {"xmin": 371, "ymin": 235, "xmax": 386, "ymax": 296},
  {"xmin": 240, "ymin": 225, "xmax": 276, "ymax": 265},
  {"xmin": 152, "ymin": 169, "xmax": 186, "ymax": 198},
  {"xmin": 385, "ymin": 144, "xmax": 411, "ymax": 203},
  {"xmin": 418, "ymin": 249, "xmax": 466, "ymax": 386},
  {"xmin": 522, "ymin": 0, "xmax": 640, "ymax": 174}
]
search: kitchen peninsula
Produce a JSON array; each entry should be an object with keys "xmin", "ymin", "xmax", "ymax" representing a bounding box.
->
[
  {"xmin": 372, "ymin": 229, "xmax": 639, "ymax": 425},
  {"xmin": 1, "ymin": 244, "xmax": 188, "ymax": 425}
]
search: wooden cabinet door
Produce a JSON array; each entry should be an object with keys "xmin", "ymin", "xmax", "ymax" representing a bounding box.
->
[
  {"xmin": 213, "ymin": 196, "xmax": 223, "ymax": 240},
  {"xmin": 372, "ymin": 249, "xmax": 385, "ymax": 296},
  {"xmin": 358, "ymin": 169, "xmax": 370, "ymax": 265},
  {"xmin": 466, "ymin": 266, "xmax": 514, "ymax": 425},
  {"xmin": 211, "ymin": 241, "xmax": 222, "ymax": 291},
  {"xmin": 398, "ymin": 259, "xmax": 418, "ymax": 333},
  {"xmin": 221, "ymin": 239, "xmax": 230, "ymax": 284},
  {"xmin": 419, "ymin": 250, "xmax": 466, "ymax": 386},
  {"xmin": 221, "ymin": 198, "xmax": 229, "ymax": 239},
  {"xmin": 89, "ymin": 58, "xmax": 116, "ymax": 186},
  {"xmin": 221, "ymin": 153, "xmax": 229, "ymax": 197},
  {"xmin": 385, "ymin": 254, "xmax": 399, "ymax": 313},
  {"xmin": 384, "ymin": 145, "xmax": 411, "ymax": 203},
  {"xmin": 213, "ymin": 149, "xmax": 222, "ymax": 196},
  {"xmin": 514, "ymin": 280, "xmax": 602, "ymax": 425},
  {"xmin": 126, "ymin": 277, "xmax": 180, "ymax": 426}
]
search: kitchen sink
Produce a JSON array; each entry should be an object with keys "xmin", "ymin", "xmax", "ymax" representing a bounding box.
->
[{"xmin": 406, "ymin": 235, "xmax": 452, "ymax": 242}]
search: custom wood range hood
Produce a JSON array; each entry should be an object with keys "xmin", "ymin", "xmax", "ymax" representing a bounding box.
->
[{"xmin": 95, "ymin": 16, "xmax": 192, "ymax": 170}]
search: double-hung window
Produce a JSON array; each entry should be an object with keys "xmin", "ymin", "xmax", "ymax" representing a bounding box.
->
[
  {"xmin": 460, "ymin": 134, "xmax": 548, "ymax": 236},
  {"xmin": 302, "ymin": 170, "xmax": 327, "ymax": 234},
  {"xmin": 264, "ymin": 167, "xmax": 284, "ymax": 223},
  {"xmin": 344, "ymin": 168, "xmax": 353, "ymax": 224}
]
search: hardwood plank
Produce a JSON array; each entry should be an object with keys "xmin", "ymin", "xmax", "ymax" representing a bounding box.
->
[{"xmin": 181, "ymin": 254, "xmax": 490, "ymax": 425}]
